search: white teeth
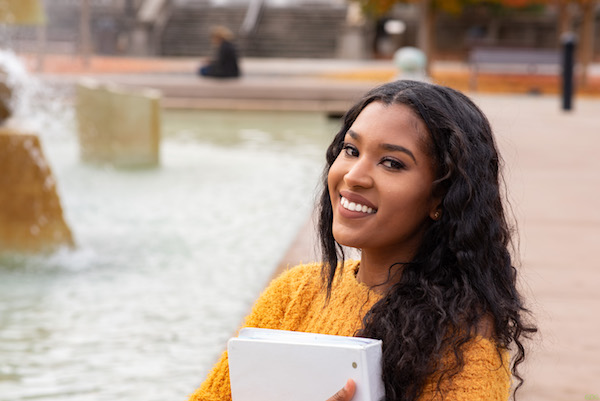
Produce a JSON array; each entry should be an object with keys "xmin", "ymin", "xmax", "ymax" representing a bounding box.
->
[{"xmin": 340, "ymin": 197, "xmax": 376, "ymax": 214}]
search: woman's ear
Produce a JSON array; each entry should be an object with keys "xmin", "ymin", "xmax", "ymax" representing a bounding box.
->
[
  {"xmin": 429, "ymin": 180, "xmax": 445, "ymax": 221},
  {"xmin": 429, "ymin": 198, "xmax": 443, "ymax": 221}
]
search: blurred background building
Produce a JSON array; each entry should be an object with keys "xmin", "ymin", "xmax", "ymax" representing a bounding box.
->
[{"xmin": 2, "ymin": 0, "xmax": 598, "ymax": 61}]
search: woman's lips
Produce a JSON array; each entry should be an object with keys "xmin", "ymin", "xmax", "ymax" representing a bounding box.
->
[
  {"xmin": 338, "ymin": 190, "xmax": 377, "ymax": 216},
  {"xmin": 340, "ymin": 196, "xmax": 376, "ymax": 214}
]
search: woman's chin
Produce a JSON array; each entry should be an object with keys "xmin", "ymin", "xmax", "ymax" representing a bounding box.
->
[{"xmin": 332, "ymin": 234, "xmax": 365, "ymax": 251}]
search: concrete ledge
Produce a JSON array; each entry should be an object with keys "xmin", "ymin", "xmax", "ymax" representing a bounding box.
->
[
  {"xmin": 42, "ymin": 73, "xmax": 381, "ymax": 113},
  {"xmin": 162, "ymin": 97, "xmax": 355, "ymax": 113}
]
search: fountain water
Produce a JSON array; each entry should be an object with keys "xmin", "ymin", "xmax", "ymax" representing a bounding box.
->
[
  {"xmin": 0, "ymin": 50, "xmax": 74, "ymax": 253},
  {"xmin": 0, "ymin": 49, "xmax": 338, "ymax": 400}
]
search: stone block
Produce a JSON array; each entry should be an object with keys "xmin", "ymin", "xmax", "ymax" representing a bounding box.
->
[
  {"xmin": 75, "ymin": 80, "xmax": 161, "ymax": 168},
  {"xmin": 0, "ymin": 129, "xmax": 74, "ymax": 253}
]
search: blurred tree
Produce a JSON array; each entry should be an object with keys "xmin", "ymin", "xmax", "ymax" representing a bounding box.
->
[
  {"xmin": 495, "ymin": 0, "xmax": 597, "ymax": 84},
  {"xmin": 575, "ymin": 0, "xmax": 597, "ymax": 85},
  {"xmin": 353, "ymin": 0, "xmax": 548, "ymax": 73},
  {"xmin": 545, "ymin": 0, "xmax": 597, "ymax": 85},
  {"xmin": 352, "ymin": 0, "xmax": 597, "ymax": 83},
  {"xmin": 353, "ymin": 0, "xmax": 462, "ymax": 73}
]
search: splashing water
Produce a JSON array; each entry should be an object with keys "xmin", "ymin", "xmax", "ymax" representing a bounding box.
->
[
  {"xmin": 0, "ymin": 49, "xmax": 73, "ymax": 137},
  {"xmin": 0, "ymin": 52, "xmax": 339, "ymax": 401}
]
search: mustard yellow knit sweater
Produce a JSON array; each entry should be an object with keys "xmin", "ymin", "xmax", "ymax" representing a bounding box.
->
[{"xmin": 188, "ymin": 261, "xmax": 510, "ymax": 401}]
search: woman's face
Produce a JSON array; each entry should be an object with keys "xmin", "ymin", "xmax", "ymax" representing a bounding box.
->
[{"xmin": 327, "ymin": 101, "xmax": 440, "ymax": 260}]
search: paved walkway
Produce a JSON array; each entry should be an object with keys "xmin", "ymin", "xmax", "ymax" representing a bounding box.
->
[
  {"xmin": 456, "ymin": 95, "xmax": 599, "ymax": 400},
  {"xmin": 26, "ymin": 53, "xmax": 600, "ymax": 400}
]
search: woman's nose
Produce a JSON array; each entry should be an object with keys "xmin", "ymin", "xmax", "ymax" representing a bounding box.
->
[{"xmin": 343, "ymin": 158, "xmax": 374, "ymax": 188}]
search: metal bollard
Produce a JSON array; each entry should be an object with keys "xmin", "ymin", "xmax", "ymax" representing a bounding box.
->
[{"xmin": 561, "ymin": 32, "xmax": 576, "ymax": 111}]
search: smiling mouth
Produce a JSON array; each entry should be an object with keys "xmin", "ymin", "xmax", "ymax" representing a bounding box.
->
[{"xmin": 340, "ymin": 196, "xmax": 377, "ymax": 214}]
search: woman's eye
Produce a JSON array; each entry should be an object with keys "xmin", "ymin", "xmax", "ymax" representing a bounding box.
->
[
  {"xmin": 342, "ymin": 144, "xmax": 359, "ymax": 157},
  {"xmin": 381, "ymin": 158, "xmax": 405, "ymax": 170}
]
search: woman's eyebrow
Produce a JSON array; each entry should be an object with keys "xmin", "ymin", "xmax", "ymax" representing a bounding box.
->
[
  {"xmin": 347, "ymin": 129, "xmax": 417, "ymax": 164},
  {"xmin": 347, "ymin": 129, "xmax": 360, "ymax": 141},
  {"xmin": 380, "ymin": 143, "xmax": 417, "ymax": 164}
]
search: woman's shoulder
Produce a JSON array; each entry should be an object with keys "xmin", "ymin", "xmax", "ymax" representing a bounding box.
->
[
  {"xmin": 272, "ymin": 259, "xmax": 360, "ymax": 286},
  {"xmin": 257, "ymin": 262, "xmax": 323, "ymax": 299},
  {"xmin": 461, "ymin": 315, "xmax": 507, "ymax": 367},
  {"xmin": 453, "ymin": 335, "xmax": 510, "ymax": 386},
  {"xmin": 243, "ymin": 263, "xmax": 324, "ymax": 329},
  {"xmin": 259, "ymin": 260, "xmax": 361, "ymax": 305},
  {"xmin": 422, "ymin": 336, "xmax": 510, "ymax": 401},
  {"xmin": 272, "ymin": 262, "xmax": 322, "ymax": 284},
  {"xmin": 465, "ymin": 336, "xmax": 507, "ymax": 360}
]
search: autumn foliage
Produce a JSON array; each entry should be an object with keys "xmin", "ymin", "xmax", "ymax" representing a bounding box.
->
[{"xmin": 353, "ymin": 0, "xmax": 594, "ymax": 17}]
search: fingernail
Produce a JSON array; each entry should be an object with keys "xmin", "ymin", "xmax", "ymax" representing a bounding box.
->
[{"xmin": 344, "ymin": 380, "xmax": 350, "ymax": 391}]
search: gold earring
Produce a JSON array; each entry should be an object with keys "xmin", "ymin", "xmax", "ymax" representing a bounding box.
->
[{"xmin": 433, "ymin": 211, "xmax": 441, "ymax": 220}]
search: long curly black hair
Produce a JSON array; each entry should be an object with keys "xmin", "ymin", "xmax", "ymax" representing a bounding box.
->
[{"xmin": 317, "ymin": 80, "xmax": 536, "ymax": 401}]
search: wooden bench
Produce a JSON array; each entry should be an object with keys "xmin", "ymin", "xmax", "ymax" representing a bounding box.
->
[{"xmin": 468, "ymin": 47, "xmax": 561, "ymax": 91}]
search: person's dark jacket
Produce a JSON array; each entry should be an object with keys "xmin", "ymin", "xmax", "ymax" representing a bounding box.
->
[{"xmin": 199, "ymin": 40, "xmax": 240, "ymax": 78}]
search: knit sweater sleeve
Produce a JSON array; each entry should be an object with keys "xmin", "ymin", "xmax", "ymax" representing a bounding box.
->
[
  {"xmin": 419, "ymin": 337, "xmax": 511, "ymax": 401},
  {"xmin": 186, "ymin": 264, "xmax": 319, "ymax": 401}
]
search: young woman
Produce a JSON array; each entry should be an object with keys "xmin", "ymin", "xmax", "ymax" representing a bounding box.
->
[{"xmin": 188, "ymin": 80, "xmax": 536, "ymax": 401}]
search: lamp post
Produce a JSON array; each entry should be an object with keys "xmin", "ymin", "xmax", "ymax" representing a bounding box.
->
[{"xmin": 561, "ymin": 32, "xmax": 576, "ymax": 111}]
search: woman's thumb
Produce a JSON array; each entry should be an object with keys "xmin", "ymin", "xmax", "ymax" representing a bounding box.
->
[{"xmin": 327, "ymin": 379, "xmax": 356, "ymax": 401}]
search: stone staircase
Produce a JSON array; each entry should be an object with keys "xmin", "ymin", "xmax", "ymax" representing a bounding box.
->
[
  {"xmin": 4, "ymin": 0, "xmax": 348, "ymax": 58},
  {"xmin": 160, "ymin": 4, "xmax": 247, "ymax": 57},
  {"xmin": 160, "ymin": 3, "xmax": 348, "ymax": 58}
]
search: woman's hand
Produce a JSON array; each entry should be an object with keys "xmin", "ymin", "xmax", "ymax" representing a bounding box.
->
[{"xmin": 326, "ymin": 379, "xmax": 355, "ymax": 401}]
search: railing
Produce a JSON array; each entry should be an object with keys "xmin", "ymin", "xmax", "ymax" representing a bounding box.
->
[
  {"xmin": 239, "ymin": 0, "xmax": 264, "ymax": 37},
  {"xmin": 468, "ymin": 47, "xmax": 561, "ymax": 91}
]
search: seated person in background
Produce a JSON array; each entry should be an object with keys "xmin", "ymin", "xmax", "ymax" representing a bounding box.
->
[{"xmin": 198, "ymin": 25, "xmax": 241, "ymax": 78}]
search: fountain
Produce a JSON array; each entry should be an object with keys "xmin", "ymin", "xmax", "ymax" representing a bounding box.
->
[
  {"xmin": 0, "ymin": 2, "xmax": 334, "ymax": 400},
  {"xmin": 0, "ymin": 43, "xmax": 332, "ymax": 401},
  {"xmin": 0, "ymin": 0, "xmax": 74, "ymax": 253},
  {"xmin": 0, "ymin": 105, "xmax": 332, "ymax": 401}
]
